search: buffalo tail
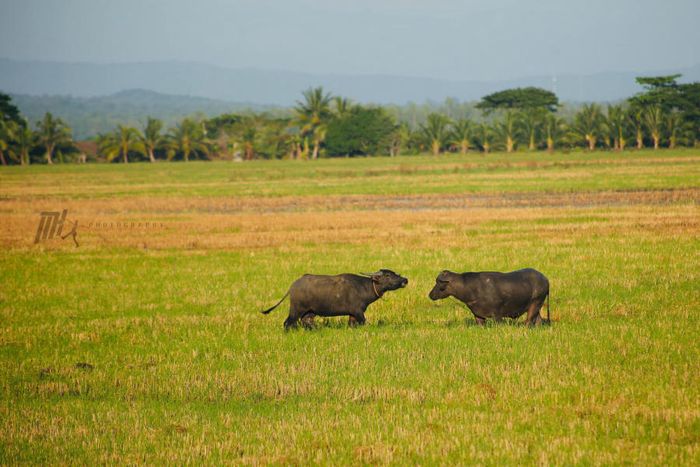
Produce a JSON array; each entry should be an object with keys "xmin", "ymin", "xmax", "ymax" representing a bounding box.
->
[{"xmin": 261, "ymin": 291, "xmax": 290, "ymax": 314}]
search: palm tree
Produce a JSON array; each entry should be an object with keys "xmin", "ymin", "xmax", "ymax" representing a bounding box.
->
[
  {"xmin": 495, "ymin": 110, "xmax": 519, "ymax": 153},
  {"xmin": 99, "ymin": 125, "xmax": 145, "ymax": 163},
  {"xmin": 665, "ymin": 110, "xmax": 684, "ymax": 149},
  {"xmin": 0, "ymin": 119, "xmax": 14, "ymax": 166},
  {"xmin": 606, "ymin": 105, "xmax": 629, "ymax": 151},
  {"xmin": 519, "ymin": 108, "xmax": 546, "ymax": 151},
  {"xmin": 643, "ymin": 105, "xmax": 664, "ymax": 150},
  {"xmin": 389, "ymin": 122, "xmax": 411, "ymax": 157},
  {"xmin": 420, "ymin": 113, "xmax": 451, "ymax": 155},
  {"xmin": 571, "ymin": 104, "xmax": 603, "ymax": 151},
  {"xmin": 10, "ymin": 121, "xmax": 34, "ymax": 165},
  {"xmin": 475, "ymin": 123, "xmax": 493, "ymax": 154},
  {"xmin": 240, "ymin": 116, "xmax": 259, "ymax": 160},
  {"xmin": 630, "ymin": 109, "xmax": 645, "ymax": 149},
  {"xmin": 450, "ymin": 118, "xmax": 475, "ymax": 154},
  {"xmin": 295, "ymin": 87, "xmax": 333, "ymax": 160},
  {"xmin": 140, "ymin": 117, "xmax": 163, "ymax": 163},
  {"xmin": 36, "ymin": 112, "xmax": 72, "ymax": 164},
  {"xmin": 333, "ymin": 96, "xmax": 352, "ymax": 117},
  {"xmin": 166, "ymin": 118, "xmax": 210, "ymax": 162},
  {"xmin": 543, "ymin": 114, "xmax": 567, "ymax": 153}
]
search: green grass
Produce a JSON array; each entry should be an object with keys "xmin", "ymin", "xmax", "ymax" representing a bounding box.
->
[
  {"xmin": 1, "ymin": 149, "xmax": 699, "ymax": 199},
  {"xmin": 1, "ymin": 150, "xmax": 699, "ymax": 464}
]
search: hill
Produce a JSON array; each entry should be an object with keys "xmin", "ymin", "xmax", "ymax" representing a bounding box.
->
[
  {"xmin": 10, "ymin": 89, "xmax": 284, "ymax": 139},
  {"xmin": 2, "ymin": 58, "xmax": 700, "ymax": 106}
]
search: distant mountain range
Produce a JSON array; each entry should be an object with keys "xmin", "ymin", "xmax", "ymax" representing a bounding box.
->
[
  {"xmin": 3, "ymin": 58, "xmax": 700, "ymax": 105},
  {"xmin": 9, "ymin": 89, "xmax": 279, "ymax": 139}
]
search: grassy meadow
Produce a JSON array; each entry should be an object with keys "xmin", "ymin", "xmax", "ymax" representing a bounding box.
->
[{"xmin": 0, "ymin": 150, "xmax": 699, "ymax": 464}]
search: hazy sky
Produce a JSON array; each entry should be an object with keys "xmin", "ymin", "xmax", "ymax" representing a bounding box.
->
[{"xmin": 1, "ymin": 0, "xmax": 699, "ymax": 81}]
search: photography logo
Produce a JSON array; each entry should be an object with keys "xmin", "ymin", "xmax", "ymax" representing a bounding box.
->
[{"xmin": 34, "ymin": 209, "xmax": 79, "ymax": 247}]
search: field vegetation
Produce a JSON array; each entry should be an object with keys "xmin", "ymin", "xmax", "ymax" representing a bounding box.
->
[
  {"xmin": 1, "ymin": 74, "xmax": 699, "ymax": 165},
  {"xmin": 0, "ymin": 150, "xmax": 698, "ymax": 464}
]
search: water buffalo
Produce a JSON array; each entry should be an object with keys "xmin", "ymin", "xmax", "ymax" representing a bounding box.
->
[
  {"xmin": 428, "ymin": 268, "xmax": 550, "ymax": 325},
  {"xmin": 261, "ymin": 269, "xmax": 408, "ymax": 329}
]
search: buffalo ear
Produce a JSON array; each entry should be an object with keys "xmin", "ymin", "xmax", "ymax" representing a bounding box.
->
[
  {"xmin": 437, "ymin": 270, "xmax": 451, "ymax": 282},
  {"xmin": 370, "ymin": 271, "xmax": 383, "ymax": 282}
]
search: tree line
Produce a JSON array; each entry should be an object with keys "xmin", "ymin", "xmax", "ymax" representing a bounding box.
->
[{"xmin": 0, "ymin": 74, "xmax": 698, "ymax": 165}]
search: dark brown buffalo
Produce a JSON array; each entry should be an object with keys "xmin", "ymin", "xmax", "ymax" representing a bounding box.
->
[
  {"xmin": 261, "ymin": 269, "xmax": 408, "ymax": 329},
  {"xmin": 428, "ymin": 268, "xmax": 550, "ymax": 325}
]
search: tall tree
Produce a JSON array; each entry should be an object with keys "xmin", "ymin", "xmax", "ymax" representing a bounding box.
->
[
  {"xmin": 475, "ymin": 123, "xmax": 493, "ymax": 154},
  {"xmin": 388, "ymin": 122, "xmax": 412, "ymax": 157},
  {"xmin": 0, "ymin": 119, "xmax": 13, "ymax": 166},
  {"xmin": 519, "ymin": 108, "xmax": 546, "ymax": 151},
  {"xmin": 665, "ymin": 110, "xmax": 684, "ymax": 149},
  {"xmin": 166, "ymin": 118, "xmax": 210, "ymax": 162},
  {"xmin": 10, "ymin": 121, "xmax": 34, "ymax": 165},
  {"xmin": 606, "ymin": 105, "xmax": 629, "ymax": 151},
  {"xmin": 630, "ymin": 75, "xmax": 682, "ymax": 111},
  {"xmin": 0, "ymin": 93, "xmax": 22, "ymax": 124},
  {"xmin": 295, "ymin": 87, "xmax": 333, "ymax": 160},
  {"xmin": 140, "ymin": 117, "xmax": 164, "ymax": 163},
  {"xmin": 450, "ymin": 118, "xmax": 475, "ymax": 154},
  {"xmin": 543, "ymin": 114, "xmax": 567, "ymax": 153},
  {"xmin": 643, "ymin": 105, "xmax": 664, "ymax": 150},
  {"xmin": 477, "ymin": 87, "xmax": 559, "ymax": 113},
  {"xmin": 420, "ymin": 113, "xmax": 451, "ymax": 155},
  {"xmin": 325, "ymin": 106, "xmax": 396, "ymax": 157},
  {"xmin": 99, "ymin": 125, "xmax": 145, "ymax": 163},
  {"xmin": 239, "ymin": 116, "xmax": 260, "ymax": 160},
  {"xmin": 495, "ymin": 110, "xmax": 519, "ymax": 153},
  {"xmin": 333, "ymin": 96, "xmax": 352, "ymax": 117},
  {"xmin": 676, "ymin": 83, "xmax": 700, "ymax": 144},
  {"xmin": 36, "ymin": 112, "xmax": 72, "ymax": 164},
  {"xmin": 571, "ymin": 104, "xmax": 603, "ymax": 151},
  {"xmin": 630, "ymin": 109, "xmax": 645, "ymax": 149}
]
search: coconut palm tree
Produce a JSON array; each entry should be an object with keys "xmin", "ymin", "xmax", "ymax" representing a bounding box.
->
[
  {"xmin": 0, "ymin": 119, "xmax": 14, "ymax": 166},
  {"xmin": 166, "ymin": 118, "xmax": 210, "ymax": 162},
  {"xmin": 99, "ymin": 125, "xmax": 145, "ymax": 163},
  {"xmin": 10, "ymin": 121, "xmax": 34, "ymax": 165},
  {"xmin": 543, "ymin": 114, "xmax": 567, "ymax": 153},
  {"xmin": 333, "ymin": 96, "xmax": 352, "ymax": 117},
  {"xmin": 239, "ymin": 116, "xmax": 259, "ymax": 160},
  {"xmin": 36, "ymin": 112, "xmax": 72, "ymax": 164},
  {"xmin": 643, "ymin": 105, "xmax": 664, "ymax": 150},
  {"xmin": 140, "ymin": 117, "xmax": 164, "ymax": 163},
  {"xmin": 665, "ymin": 110, "xmax": 684, "ymax": 149},
  {"xmin": 450, "ymin": 118, "xmax": 475, "ymax": 154},
  {"xmin": 606, "ymin": 105, "xmax": 629, "ymax": 151},
  {"xmin": 519, "ymin": 108, "xmax": 546, "ymax": 151},
  {"xmin": 295, "ymin": 87, "xmax": 333, "ymax": 160},
  {"xmin": 475, "ymin": 123, "xmax": 494, "ymax": 154},
  {"xmin": 495, "ymin": 110, "xmax": 519, "ymax": 153},
  {"xmin": 389, "ymin": 122, "xmax": 411, "ymax": 157},
  {"xmin": 571, "ymin": 104, "xmax": 603, "ymax": 151},
  {"xmin": 630, "ymin": 109, "xmax": 645, "ymax": 149},
  {"xmin": 420, "ymin": 113, "xmax": 451, "ymax": 155}
]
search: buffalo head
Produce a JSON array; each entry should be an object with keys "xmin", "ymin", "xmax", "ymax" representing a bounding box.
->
[
  {"xmin": 428, "ymin": 270, "xmax": 456, "ymax": 300},
  {"xmin": 362, "ymin": 269, "xmax": 408, "ymax": 292}
]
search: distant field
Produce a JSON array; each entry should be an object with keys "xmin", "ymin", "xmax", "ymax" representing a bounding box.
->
[{"xmin": 1, "ymin": 150, "xmax": 699, "ymax": 464}]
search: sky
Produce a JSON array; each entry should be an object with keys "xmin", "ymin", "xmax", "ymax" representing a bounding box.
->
[{"xmin": 1, "ymin": 0, "xmax": 699, "ymax": 81}]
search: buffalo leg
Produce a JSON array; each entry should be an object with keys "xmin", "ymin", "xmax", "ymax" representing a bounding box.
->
[
  {"xmin": 525, "ymin": 299, "xmax": 544, "ymax": 326},
  {"xmin": 284, "ymin": 306, "xmax": 302, "ymax": 330},
  {"xmin": 301, "ymin": 313, "xmax": 316, "ymax": 329},
  {"xmin": 474, "ymin": 315, "xmax": 486, "ymax": 326},
  {"xmin": 349, "ymin": 312, "xmax": 366, "ymax": 327}
]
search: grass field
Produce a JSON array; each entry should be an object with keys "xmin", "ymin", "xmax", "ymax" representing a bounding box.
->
[{"xmin": 1, "ymin": 150, "xmax": 699, "ymax": 464}]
